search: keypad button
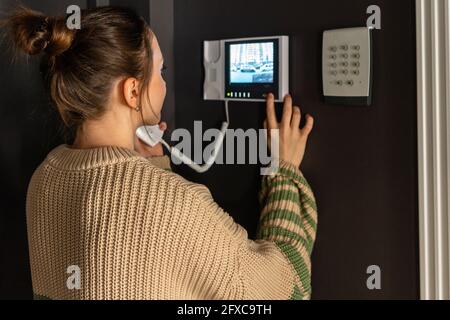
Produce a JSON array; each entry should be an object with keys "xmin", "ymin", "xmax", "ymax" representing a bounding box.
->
[
  {"xmin": 340, "ymin": 44, "xmax": 349, "ymax": 51},
  {"xmin": 352, "ymin": 70, "xmax": 360, "ymax": 75},
  {"xmin": 352, "ymin": 45, "xmax": 360, "ymax": 50},
  {"xmin": 341, "ymin": 53, "xmax": 349, "ymax": 59},
  {"xmin": 330, "ymin": 46, "xmax": 337, "ymax": 52}
]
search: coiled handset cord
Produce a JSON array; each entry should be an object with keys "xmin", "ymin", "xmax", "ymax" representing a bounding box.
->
[{"xmin": 139, "ymin": 100, "xmax": 230, "ymax": 173}]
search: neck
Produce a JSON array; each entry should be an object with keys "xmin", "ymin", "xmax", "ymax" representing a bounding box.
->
[{"xmin": 72, "ymin": 111, "xmax": 136, "ymax": 151}]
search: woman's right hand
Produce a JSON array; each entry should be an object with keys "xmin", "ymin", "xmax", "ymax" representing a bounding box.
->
[{"xmin": 263, "ymin": 93, "xmax": 314, "ymax": 169}]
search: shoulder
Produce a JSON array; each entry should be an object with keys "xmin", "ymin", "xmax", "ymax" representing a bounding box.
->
[
  {"xmin": 135, "ymin": 159, "xmax": 248, "ymax": 240},
  {"xmin": 132, "ymin": 156, "xmax": 212, "ymax": 200}
]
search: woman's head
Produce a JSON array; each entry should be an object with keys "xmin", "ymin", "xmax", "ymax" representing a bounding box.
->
[{"xmin": 3, "ymin": 5, "xmax": 166, "ymax": 135}]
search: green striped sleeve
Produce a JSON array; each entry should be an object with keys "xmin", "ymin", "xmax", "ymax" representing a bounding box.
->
[
  {"xmin": 33, "ymin": 293, "xmax": 51, "ymax": 300},
  {"xmin": 257, "ymin": 159, "xmax": 318, "ymax": 299}
]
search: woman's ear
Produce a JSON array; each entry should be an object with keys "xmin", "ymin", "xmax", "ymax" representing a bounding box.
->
[{"xmin": 123, "ymin": 77, "xmax": 140, "ymax": 109}]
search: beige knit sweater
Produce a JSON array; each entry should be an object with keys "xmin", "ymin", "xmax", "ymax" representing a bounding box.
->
[{"xmin": 26, "ymin": 144, "xmax": 318, "ymax": 300}]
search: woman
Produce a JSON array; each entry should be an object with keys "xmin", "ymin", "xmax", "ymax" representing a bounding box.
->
[{"xmin": 5, "ymin": 5, "xmax": 317, "ymax": 300}]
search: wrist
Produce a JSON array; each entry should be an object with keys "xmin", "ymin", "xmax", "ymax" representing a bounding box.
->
[{"xmin": 276, "ymin": 158, "xmax": 304, "ymax": 181}]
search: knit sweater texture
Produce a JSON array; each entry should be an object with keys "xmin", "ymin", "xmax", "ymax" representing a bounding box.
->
[{"xmin": 26, "ymin": 144, "xmax": 318, "ymax": 300}]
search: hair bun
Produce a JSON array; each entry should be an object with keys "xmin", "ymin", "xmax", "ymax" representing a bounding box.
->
[
  {"xmin": 44, "ymin": 17, "xmax": 75, "ymax": 57},
  {"xmin": 5, "ymin": 6, "xmax": 74, "ymax": 57}
]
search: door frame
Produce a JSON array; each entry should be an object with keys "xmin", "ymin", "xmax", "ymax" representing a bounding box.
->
[{"xmin": 416, "ymin": 0, "xmax": 450, "ymax": 300}]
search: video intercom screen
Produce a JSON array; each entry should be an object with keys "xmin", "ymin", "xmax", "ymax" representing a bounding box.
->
[
  {"xmin": 223, "ymin": 37, "xmax": 280, "ymax": 100},
  {"xmin": 229, "ymin": 42, "xmax": 274, "ymax": 84}
]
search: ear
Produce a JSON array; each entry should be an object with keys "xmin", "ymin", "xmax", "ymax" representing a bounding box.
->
[{"xmin": 123, "ymin": 77, "xmax": 140, "ymax": 109}]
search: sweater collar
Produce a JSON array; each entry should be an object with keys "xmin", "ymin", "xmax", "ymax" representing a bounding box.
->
[{"xmin": 45, "ymin": 144, "xmax": 144, "ymax": 170}]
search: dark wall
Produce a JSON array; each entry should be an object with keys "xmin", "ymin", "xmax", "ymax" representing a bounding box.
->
[
  {"xmin": 0, "ymin": 0, "xmax": 88, "ymax": 299},
  {"xmin": 173, "ymin": 0, "xmax": 419, "ymax": 299}
]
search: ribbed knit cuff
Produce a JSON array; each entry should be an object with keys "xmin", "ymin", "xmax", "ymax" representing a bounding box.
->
[
  {"xmin": 145, "ymin": 155, "xmax": 172, "ymax": 171},
  {"xmin": 274, "ymin": 159, "xmax": 312, "ymax": 192}
]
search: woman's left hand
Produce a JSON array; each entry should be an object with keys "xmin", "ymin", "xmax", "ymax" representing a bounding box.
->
[{"xmin": 134, "ymin": 122, "xmax": 167, "ymax": 158}]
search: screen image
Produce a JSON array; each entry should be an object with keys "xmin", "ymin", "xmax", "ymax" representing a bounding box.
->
[{"xmin": 229, "ymin": 42, "xmax": 274, "ymax": 84}]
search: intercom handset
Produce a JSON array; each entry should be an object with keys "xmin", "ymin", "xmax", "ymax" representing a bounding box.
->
[
  {"xmin": 322, "ymin": 27, "xmax": 373, "ymax": 106},
  {"xmin": 204, "ymin": 35, "xmax": 289, "ymax": 102},
  {"xmin": 136, "ymin": 125, "xmax": 164, "ymax": 147}
]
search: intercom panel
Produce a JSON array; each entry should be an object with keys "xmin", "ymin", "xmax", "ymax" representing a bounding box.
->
[
  {"xmin": 204, "ymin": 35, "xmax": 289, "ymax": 102},
  {"xmin": 322, "ymin": 27, "xmax": 373, "ymax": 106}
]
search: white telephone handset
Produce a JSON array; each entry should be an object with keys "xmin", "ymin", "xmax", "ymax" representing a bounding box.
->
[{"xmin": 136, "ymin": 125, "xmax": 164, "ymax": 147}]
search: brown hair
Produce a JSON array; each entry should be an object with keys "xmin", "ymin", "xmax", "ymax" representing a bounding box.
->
[{"xmin": 2, "ymin": 5, "xmax": 154, "ymax": 130}]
